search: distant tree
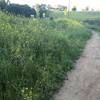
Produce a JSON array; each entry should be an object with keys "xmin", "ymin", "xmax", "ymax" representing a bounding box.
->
[
  {"xmin": 0, "ymin": 0, "xmax": 10, "ymax": 11},
  {"xmin": 0, "ymin": 0, "xmax": 7, "ymax": 10},
  {"xmin": 39, "ymin": 4, "xmax": 49, "ymax": 18},
  {"xmin": 91, "ymin": 8, "xmax": 94, "ymax": 11},
  {"xmin": 0, "ymin": 0, "xmax": 10, "ymax": 4},
  {"xmin": 72, "ymin": 6, "xmax": 77, "ymax": 11},
  {"xmin": 48, "ymin": 4, "xmax": 52, "ymax": 9},
  {"xmin": 6, "ymin": 4, "xmax": 37, "ymax": 17},
  {"xmin": 85, "ymin": 6, "xmax": 89, "ymax": 11},
  {"xmin": 35, "ymin": 4, "xmax": 40, "ymax": 11}
]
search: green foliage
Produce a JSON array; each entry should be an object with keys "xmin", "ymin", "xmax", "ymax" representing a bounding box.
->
[
  {"xmin": 68, "ymin": 12, "xmax": 100, "ymax": 21},
  {"xmin": 67, "ymin": 11, "xmax": 100, "ymax": 31},
  {"xmin": 0, "ymin": 2, "xmax": 37, "ymax": 17},
  {"xmin": 0, "ymin": 11, "xmax": 91, "ymax": 100},
  {"xmin": 72, "ymin": 6, "xmax": 77, "ymax": 11},
  {"xmin": 50, "ymin": 10, "xmax": 100, "ymax": 21},
  {"xmin": 6, "ymin": 4, "xmax": 37, "ymax": 17},
  {"xmin": 0, "ymin": 0, "xmax": 7, "ymax": 10},
  {"xmin": 84, "ymin": 19, "xmax": 100, "ymax": 31},
  {"xmin": 50, "ymin": 10, "xmax": 100, "ymax": 32},
  {"xmin": 38, "ymin": 4, "xmax": 49, "ymax": 18}
]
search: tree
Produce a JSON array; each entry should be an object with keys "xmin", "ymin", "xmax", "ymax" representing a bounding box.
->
[
  {"xmin": 85, "ymin": 6, "xmax": 89, "ymax": 11},
  {"xmin": 72, "ymin": 6, "xmax": 77, "ymax": 11},
  {"xmin": 6, "ymin": 4, "xmax": 37, "ymax": 17},
  {"xmin": 39, "ymin": 4, "xmax": 49, "ymax": 18},
  {"xmin": 0, "ymin": 0, "xmax": 10, "ymax": 4},
  {"xmin": 91, "ymin": 8, "xmax": 94, "ymax": 11},
  {"xmin": 0, "ymin": 0, "xmax": 10, "ymax": 10},
  {"xmin": 0, "ymin": 0, "xmax": 7, "ymax": 10}
]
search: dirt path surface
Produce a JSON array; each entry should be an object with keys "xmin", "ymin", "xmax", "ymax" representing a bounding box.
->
[{"xmin": 54, "ymin": 31, "xmax": 100, "ymax": 100}]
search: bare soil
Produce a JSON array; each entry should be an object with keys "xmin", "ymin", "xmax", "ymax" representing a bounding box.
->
[{"xmin": 54, "ymin": 31, "xmax": 100, "ymax": 100}]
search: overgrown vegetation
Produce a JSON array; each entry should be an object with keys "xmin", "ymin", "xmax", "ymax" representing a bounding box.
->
[
  {"xmin": 68, "ymin": 11, "xmax": 100, "ymax": 21},
  {"xmin": 84, "ymin": 19, "xmax": 100, "ymax": 31},
  {"xmin": 0, "ymin": 11, "xmax": 91, "ymax": 100},
  {"xmin": 50, "ymin": 10, "xmax": 100, "ymax": 21},
  {"xmin": 0, "ymin": 1, "xmax": 50, "ymax": 18},
  {"xmin": 6, "ymin": 4, "xmax": 37, "ymax": 17},
  {"xmin": 65, "ymin": 12, "xmax": 100, "ymax": 31},
  {"xmin": 68, "ymin": 12, "xmax": 100, "ymax": 31},
  {"xmin": 50, "ymin": 10, "xmax": 100, "ymax": 31}
]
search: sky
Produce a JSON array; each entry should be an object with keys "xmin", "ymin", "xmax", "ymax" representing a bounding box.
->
[{"xmin": 10, "ymin": 0, "xmax": 100, "ymax": 11}]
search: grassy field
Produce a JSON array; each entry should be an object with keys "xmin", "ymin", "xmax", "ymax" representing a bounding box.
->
[
  {"xmin": 69, "ymin": 11, "xmax": 100, "ymax": 21},
  {"xmin": 0, "ymin": 11, "xmax": 91, "ymax": 100},
  {"xmin": 50, "ymin": 10, "xmax": 100, "ymax": 20},
  {"xmin": 69, "ymin": 11, "xmax": 100, "ymax": 31},
  {"xmin": 50, "ymin": 10, "xmax": 100, "ymax": 31}
]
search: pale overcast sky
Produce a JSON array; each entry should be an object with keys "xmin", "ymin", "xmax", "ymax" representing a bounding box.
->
[{"xmin": 10, "ymin": 0, "xmax": 100, "ymax": 10}]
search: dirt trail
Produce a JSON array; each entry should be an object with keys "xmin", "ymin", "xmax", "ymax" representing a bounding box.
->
[{"xmin": 54, "ymin": 31, "xmax": 100, "ymax": 100}]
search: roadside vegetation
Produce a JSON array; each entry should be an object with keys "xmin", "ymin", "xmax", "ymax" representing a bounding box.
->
[
  {"xmin": 51, "ymin": 10, "xmax": 100, "ymax": 31},
  {"xmin": 84, "ymin": 19, "xmax": 100, "ymax": 31},
  {"xmin": 69, "ymin": 12, "xmax": 100, "ymax": 31},
  {"xmin": 0, "ymin": 11, "xmax": 91, "ymax": 100}
]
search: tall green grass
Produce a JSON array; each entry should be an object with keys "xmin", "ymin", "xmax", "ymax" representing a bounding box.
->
[{"xmin": 0, "ymin": 11, "xmax": 91, "ymax": 100}]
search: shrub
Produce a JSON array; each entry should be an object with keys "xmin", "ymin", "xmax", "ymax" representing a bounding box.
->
[
  {"xmin": 0, "ymin": 1, "xmax": 7, "ymax": 10},
  {"xmin": 6, "ymin": 4, "xmax": 37, "ymax": 17}
]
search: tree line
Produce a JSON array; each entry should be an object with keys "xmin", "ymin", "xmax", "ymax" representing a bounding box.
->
[{"xmin": 0, "ymin": 0, "xmax": 49, "ymax": 18}]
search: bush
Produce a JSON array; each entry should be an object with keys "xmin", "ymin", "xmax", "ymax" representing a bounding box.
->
[
  {"xmin": 0, "ymin": 1, "xmax": 7, "ymax": 10},
  {"xmin": 39, "ymin": 4, "xmax": 49, "ymax": 18},
  {"xmin": 72, "ymin": 6, "xmax": 77, "ymax": 11},
  {"xmin": 0, "ymin": 2, "xmax": 37, "ymax": 17},
  {"xmin": 6, "ymin": 4, "xmax": 37, "ymax": 17},
  {"xmin": 84, "ymin": 19, "xmax": 100, "ymax": 31}
]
